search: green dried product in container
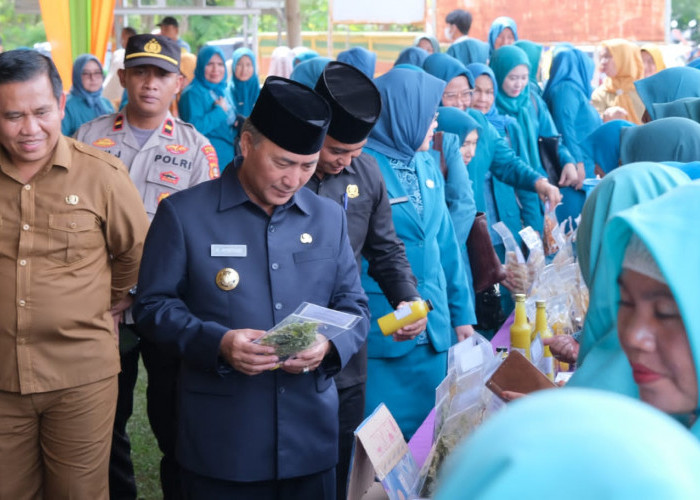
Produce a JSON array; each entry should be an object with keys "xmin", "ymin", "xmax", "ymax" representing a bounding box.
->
[{"xmin": 261, "ymin": 321, "xmax": 319, "ymax": 358}]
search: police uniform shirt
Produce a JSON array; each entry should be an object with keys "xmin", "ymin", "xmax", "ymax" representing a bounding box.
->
[
  {"xmin": 305, "ymin": 151, "xmax": 419, "ymax": 389},
  {"xmin": 75, "ymin": 111, "xmax": 220, "ymax": 219},
  {"xmin": 132, "ymin": 162, "xmax": 369, "ymax": 481}
]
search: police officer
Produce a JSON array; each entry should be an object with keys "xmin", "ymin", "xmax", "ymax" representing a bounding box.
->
[
  {"xmin": 133, "ymin": 76, "xmax": 369, "ymax": 499},
  {"xmin": 76, "ymin": 34, "xmax": 219, "ymax": 500},
  {"xmin": 306, "ymin": 61, "xmax": 427, "ymax": 500}
]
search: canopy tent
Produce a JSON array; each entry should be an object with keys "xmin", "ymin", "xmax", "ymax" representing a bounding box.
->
[{"xmin": 40, "ymin": 0, "xmax": 115, "ymax": 91}]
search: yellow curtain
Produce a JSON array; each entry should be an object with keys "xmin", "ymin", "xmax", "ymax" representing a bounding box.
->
[
  {"xmin": 91, "ymin": 0, "xmax": 116, "ymax": 65},
  {"xmin": 39, "ymin": 0, "xmax": 72, "ymax": 91}
]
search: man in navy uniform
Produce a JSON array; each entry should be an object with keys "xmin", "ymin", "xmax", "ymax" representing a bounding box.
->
[
  {"xmin": 306, "ymin": 61, "xmax": 426, "ymax": 500},
  {"xmin": 133, "ymin": 76, "xmax": 369, "ymax": 499}
]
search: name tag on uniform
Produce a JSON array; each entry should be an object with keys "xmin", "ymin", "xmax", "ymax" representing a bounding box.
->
[
  {"xmin": 211, "ymin": 244, "xmax": 247, "ymax": 257},
  {"xmin": 389, "ymin": 196, "xmax": 409, "ymax": 205}
]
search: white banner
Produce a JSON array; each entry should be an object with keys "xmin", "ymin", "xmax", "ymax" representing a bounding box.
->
[{"xmin": 332, "ymin": 0, "xmax": 425, "ymax": 24}]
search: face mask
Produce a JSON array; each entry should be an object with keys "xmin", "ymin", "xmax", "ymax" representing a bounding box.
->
[{"xmin": 444, "ymin": 26, "xmax": 453, "ymax": 41}]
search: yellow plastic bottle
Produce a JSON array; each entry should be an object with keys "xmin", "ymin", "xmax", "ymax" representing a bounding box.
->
[
  {"xmin": 534, "ymin": 300, "xmax": 555, "ymax": 381},
  {"xmin": 378, "ymin": 299, "xmax": 433, "ymax": 336},
  {"xmin": 509, "ymin": 294, "xmax": 531, "ymax": 360}
]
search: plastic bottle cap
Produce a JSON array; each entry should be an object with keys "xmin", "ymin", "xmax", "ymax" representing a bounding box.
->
[
  {"xmin": 536, "ymin": 300, "xmax": 546, "ymax": 307},
  {"xmin": 425, "ymin": 299, "xmax": 434, "ymax": 311},
  {"xmin": 515, "ymin": 294, "xmax": 526, "ymax": 301}
]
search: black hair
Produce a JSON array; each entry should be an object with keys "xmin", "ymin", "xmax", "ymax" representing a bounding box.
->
[
  {"xmin": 0, "ymin": 49, "xmax": 63, "ymax": 102},
  {"xmin": 446, "ymin": 9, "xmax": 473, "ymax": 35},
  {"xmin": 122, "ymin": 26, "xmax": 137, "ymax": 37}
]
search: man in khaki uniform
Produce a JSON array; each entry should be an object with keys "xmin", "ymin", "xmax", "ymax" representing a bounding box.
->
[
  {"xmin": 76, "ymin": 34, "xmax": 219, "ymax": 500},
  {"xmin": 0, "ymin": 50, "xmax": 149, "ymax": 499}
]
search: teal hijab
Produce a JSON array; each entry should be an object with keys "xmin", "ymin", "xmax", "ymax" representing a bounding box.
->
[
  {"xmin": 422, "ymin": 53, "xmax": 474, "ymax": 89},
  {"xmin": 194, "ymin": 46, "xmax": 229, "ymax": 98},
  {"xmin": 653, "ymin": 96, "xmax": 700, "ymax": 122},
  {"xmin": 581, "ymin": 120, "xmax": 634, "ymax": 173},
  {"xmin": 366, "ymin": 68, "xmax": 445, "ymax": 164},
  {"xmin": 488, "ymin": 16, "xmax": 518, "ymax": 53},
  {"xmin": 289, "ymin": 56, "xmax": 331, "ymax": 89},
  {"xmin": 435, "ymin": 106, "xmax": 481, "ymax": 145},
  {"xmin": 635, "ymin": 66, "xmax": 700, "ymax": 120},
  {"xmin": 491, "ymin": 45, "xmax": 539, "ymax": 167},
  {"xmin": 620, "ymin": 117, "xmax": 700, "ymax": 164},
  {"xmin": 514, "ymin": 40, "xmax": 542, "ymax": 88},
  {"xmin": 434, "ymin": 389, "xmax": 700, "ymax": 499},
  {"xmin": 394, "ymin": 46, "xmax": 429, "ymax": 67},
  {"xmin": 230, "ymin": 47, "xmax": 260, "ymax": 116},
  {"xmin": 414, "ymin": 34, "xmax": 440, "ymax": 54},
  {"xmin": 572, "ymin": 163, "xmax": 690, "ymax": 365},
  {"xmin": 337, "ymin": 47, "xmax": 376, "ymax": 79},
  {"xmin": 446, "ymin": 38, "xmax": 489, "ymax": 65},
  {"xmin": 593, "ymin": 182, "xmax": 700, "ymax": 436}
]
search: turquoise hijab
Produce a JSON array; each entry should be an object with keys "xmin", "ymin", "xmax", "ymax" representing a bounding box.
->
[
  {"xmin": 422, "ymin": 53, "xmax": 474, "ymax": 89},
  {"xmin": 434, "ymin": 389, "xmax": 700, "ymax": 499},
  {"xmin": 653, "ymin": 96, "xmax": 700, "ymax": 121},
  {"xmin": 289, "ymin": 56, "xmax": 331, "ymax": 89},
  {"xmin": 620, "ymin": 117, "xmax": 700, "ymax": 164},
  {"xmin": 446, "ymin": 38, "xmax": 489, "ymax": 65},
  {"xmin": 491, "ymin": 45, "xmax": 538, "ymax": 167},
  {"xmin": 230, "ymin": 47, "xmax": 260, "ymax": 116},
  {"xmin": 337, "ymin": 47, "xmax": 376, "ymax": 79},
  {"xmin": 581, "ymin": 120, "xmax": 634, "ymax": 173},
  {"xmin": 592, "ymin": 181, "xmax": 700, "ymax": 436},
  {"xmin": 514, "ymin": 40, "xmax": 542, "ymax": 88},
  {"xmin": 435, "ymin": 106, "xmax": 481, "ymax": 145},
  {"xmin": 635, "ymin": 66, "xmax": 700, "ymax": 120},
  {"xmin": 70, "ymin": 54, "xmax": 111, "ymax": 114},
  {"xmin": 543, "ymin": 47, "xmax": 594, "ymax": 102},
  {"xmin": 366, "ymin": 68, "xmax": 445, "ymax": 164},
  {"xmin": 394, "ymin": 46, "xmax": 429, "ymax": 67},
  {"xmin": 194, "ymin": 46, "xmax": 229, "ymax": 98},
  {"xmin": 466, "ymin": 62, "xmax": 514, "ymax": 133},
  {"xmin": 488, "ymin": 16, "xmax": 518, "ymax": 53},
  {"xmin": 413, "ymin": 34, "xmax": 440, "ymax": 54},
  {"xmin": 292, "ymin": 49, "xmax": 319, "ymax": 67},
  {"xmin": 572, "ymin": 163, "xmax": 690, "ymax": 367}
]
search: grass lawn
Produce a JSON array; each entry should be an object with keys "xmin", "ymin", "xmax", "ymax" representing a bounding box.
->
[{"xmin": 127, "ymin": 359, "xmax": 163, "ymax": 500}]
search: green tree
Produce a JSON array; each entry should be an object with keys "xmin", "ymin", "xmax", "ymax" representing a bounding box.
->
[
  {"xmin": 0, "ymin": 0, "xmax": 46, "ymax": 50},
  {"xmin": 673, "ymin": 0, "xmax": 700, "ymax": 42}
]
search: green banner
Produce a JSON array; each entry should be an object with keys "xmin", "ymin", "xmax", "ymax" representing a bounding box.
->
[{"xmin": 69, "ymin": 0, "xmax": 92, "ymax": 58}]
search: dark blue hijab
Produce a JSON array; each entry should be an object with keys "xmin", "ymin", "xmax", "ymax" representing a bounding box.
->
[
  {"xmin": 436, "ymin": 106, "xmax": 481, "ymax": 145},
  {"xmin": 230, "ymin": 47, "xmax": 260, "ymax": 117},
  {"xmin": 367, "ymin": 68, "xmax": 445, "ymax": 163},
  {"xmin": 337, "ymin": 47, "xmax": 376, "ymax": 79},
  {"xmin": 70, "ymin": 54, "xmax": 110, "ymax": 114}
]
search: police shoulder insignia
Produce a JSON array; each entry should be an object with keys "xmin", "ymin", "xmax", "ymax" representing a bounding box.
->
[
  {"xmin": 162, "ymin": 119, "xmax": 174, "ymax": 137},
  {"xmin": 113, "ymin": 114, "xmax": 124, "ymax": 131}
]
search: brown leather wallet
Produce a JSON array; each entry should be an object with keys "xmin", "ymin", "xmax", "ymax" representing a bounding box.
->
[{"xmin": 486, "ymin": 350, "xmax": 557, "ymax": 402}]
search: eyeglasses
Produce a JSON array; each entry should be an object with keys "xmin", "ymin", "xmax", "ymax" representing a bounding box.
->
[
  {"xmin": 443, "ymin": 90, "xmax": 474, "ymax": 100},
  {"xmin": 81, "ymin": 71, "xmax": 103, "ymax": 79},
  {"xmin": 473, "ymin": 88, "xmax": 494, "ymax": 97}
]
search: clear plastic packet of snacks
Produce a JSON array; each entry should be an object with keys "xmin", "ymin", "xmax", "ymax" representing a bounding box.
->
[
  {"xmin": 519, "ymin": 226, "xmax": 545, "ymax": 291},
  {"xmin": 255, "ymin": 302, "xmax": 362, "ymax": 361},
  {"xmin": 543, "ymin": 202, "xmax": 562, "ymax": 256},
  {"xmin": 493, "ymin": 221, "xmax": 528, "ymax": 294}
]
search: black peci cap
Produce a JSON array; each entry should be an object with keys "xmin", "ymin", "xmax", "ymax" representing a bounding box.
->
[
  {"xmin": 124, "ymin": 34, "xmax": 180, "ymax": 73},
  {"xmin": 314, "ymin": 61, "xmax": 381, "ymax": 144},
  {"xmin": 158, "ymin": 16, "xmax": 179, "ymax": 28},
  {"xmin": 249, "ymin": 76, "xmax": 331, "ymax": 155}
]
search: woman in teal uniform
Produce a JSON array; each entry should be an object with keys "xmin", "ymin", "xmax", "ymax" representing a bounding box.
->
[
  {"xmin": 62, "ymin": 54, "xmax": 113, "ymax": 136},
  {"xmin": 179, "ymin": 45, "xmax": 236, "ymax": 169},
  {"xmin": 362, "ymin": 68, "xmax": 475, "ymax": 438}
]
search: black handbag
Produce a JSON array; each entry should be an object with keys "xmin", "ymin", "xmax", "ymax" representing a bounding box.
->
[{"xmin": 538, "ymin": 135, "xmax": 562, "ymax": 186}]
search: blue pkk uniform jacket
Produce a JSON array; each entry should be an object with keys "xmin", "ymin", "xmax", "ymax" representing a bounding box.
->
[
  {"xmin": 133, "ymin": 162, "xmax": 369, "ymax": 482},
  {"xmin": 62, "ymin": 94, "xmax": 114, "ymax": 137},
  {"xmin": 305, "ymin": 152, "xmax": 419, "ymax": 389},
  {"xmin": 362, "ymin": 149, "xmax": 475, "ymax": 359}
]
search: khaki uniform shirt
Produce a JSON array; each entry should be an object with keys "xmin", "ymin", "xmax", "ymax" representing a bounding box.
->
[
  {"xmin": 76, "ymin": 111, "xmax": 220, "ymax": 219},
  {"xmin": 0, "ymin": 136, "xmax": 150, "ymax": 394}
]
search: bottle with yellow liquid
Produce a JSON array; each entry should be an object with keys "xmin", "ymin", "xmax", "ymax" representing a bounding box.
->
[
  {"xmin": 509, "ymin": 294, "xmax": 531, "ymax": 359},
  {"xmin": 378, "ymin": 299, "xmax": 433, "ymax": 336},
  {"xmin": 534, "ymin": 300, "xmax": 555, "ymax": 381}
]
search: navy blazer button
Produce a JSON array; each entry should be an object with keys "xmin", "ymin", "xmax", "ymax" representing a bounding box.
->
[
  {"xmin": 279, "ymin": 387, "xmax": 285, "ymax": 394},
  {"xmin": 271, "ymin": 262, "xmax": 279, "ymax": 270},
  {"xmin": 275, "ymin": 303, "xmax": 283, "ymax": 310}
]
